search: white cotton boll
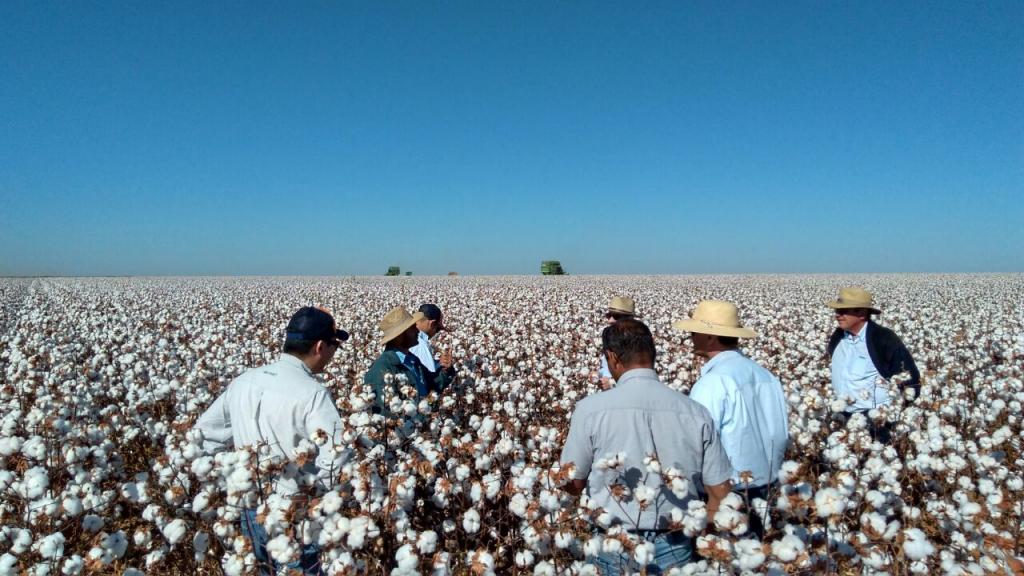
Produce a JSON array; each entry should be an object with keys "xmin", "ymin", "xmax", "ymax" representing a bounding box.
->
[
  {"xmin": 190, "ymin": 456, "xmax": 214, "ymax": 478},
  {"xmin": 144, "ymin": 548, "xmax": 165, "ymax": 570},
  {"xmin": 266, "ymin": 534, "xmax": 299, "ymax": 564},
  {"xmin": 533, "ymin": 561, "xmax": 555, "ymax": 575},
  {"xmin": 35, "ymin": 532, "xmax": 65, "ymax": 559},
  {"xmin": 634, "ymin": 485, "xmax": 657, "ymax": 509},
  {"xmin": 902, "ymin": 528, "xmax": 935, "ymax": 561},
  {"xmin": 82, "ymin": 515, "xmax": 104, "ymax": 533},
  {"xmin": 60, "ymin": 555, "xmax": 84, "ymax": 575},
  {"xmin": 554, "ymin": 531, "xmax": 573, "ymax": 549},
  {"xmin": 393, "ymin": 543, "xmax": 418, "ymax": 573},
  {"xmin": 21, "ymin": 467, "xmax": 49, "ymax": 499},
  {"xmin": 682, "ymin": 500, "xmax": 708, "ymax": 536},
  {"xmin": 714, "ymin": 508, "xmax": 749, "ymax": 536},
  {"xmin": 515, "ymin": 550, "xmax": 535, "ymax": 567},
  {"xmin": 634, "ymin": 541, "xmax": 656, "ymax": 565},
  {"xmin": 735, "ymin": 538, "xmax": 765, "ymax": 570},
  {"xmin": 160, "ymin": 519, "xmax": 187, "ymax": 546},
  {"xmin": 602, "ymin": 537, "xmax": 623, "ymax": 555},
  {"xmin": 583, "ymin": 535, "xmax": 603, "ymax": 558},
  {"xmin": 8, "ymin": 529, "xmax": 32, "ymax": 555},
  {"xmin": 0, "ymin": 554, "xmax": 16, "ymax": 576},
  {"xmin": 814, "ymin": 487, "xmax": 847, "ymax": 518},
  {"xmin": 777, "ymin": 461, "xmax": 801, "ymax": 484},
  {"xmin": 61, "ymin": 496, "xmax": 83, "ymax": 517},
  {"xmin": 0, "ymin": 436, "xmax": 23, "ymax": 456},
  {"xmin": 462, "ymin": 509, "xmax": 480, "ymax": 534},
  {"xmin": 772, "ymin": 534, "xmax": 805, "ymax": 562},
  {"xmin": 416, "ymin": 531, "xmax": 438, "ymax": 555}
]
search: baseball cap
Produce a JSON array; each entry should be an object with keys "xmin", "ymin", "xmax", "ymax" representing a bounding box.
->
[
  {"xmin": 285, "ymin": 307, "xmax": 350, "ymax": 342},
  {"xmin": 418, "ymin": 303, "xmax": 445, "ymax": 330}
]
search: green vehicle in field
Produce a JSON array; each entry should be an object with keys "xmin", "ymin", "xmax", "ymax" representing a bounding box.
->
[{"xmin": 541, "ymin": 260, "xmax": 565, "ymax": 275}]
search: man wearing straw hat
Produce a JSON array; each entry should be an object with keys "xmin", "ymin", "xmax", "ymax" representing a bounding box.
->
[
  {"xmin": 596, "ymin": 296, "xmax": 638, "ymax": 386},
  {"xmin": 364, "ymin": 306, "xmax": 448, "ymax": 417},
  {"xmin": 673, "ymin": 300, "xmax": 788, "ymax": 538},
  {"xmin": 825, "ymin": 287, "xmax": 921, "ymax": 440}
]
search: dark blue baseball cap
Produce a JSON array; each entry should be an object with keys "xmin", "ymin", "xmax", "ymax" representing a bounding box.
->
[{"xmin": 285, "ymin": 307, "xmax": 350, "ymax": 342}]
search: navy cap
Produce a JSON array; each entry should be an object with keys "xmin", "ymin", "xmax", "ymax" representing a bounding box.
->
[
  {"xmin": 418, "ymin": 303, "xmax": 445, "ymax": 330},
  {"xmin": 285, "ymin": 307, "xmax": 350, "ymax": 342}
]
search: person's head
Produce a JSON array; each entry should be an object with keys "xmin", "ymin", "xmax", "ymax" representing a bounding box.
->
[
  {"xmin": 416, "ymin": 303, "xmax": 446, "ymax": 338},
  {"xmin": 605, "ymin": 296, "xmax": 637, "ymax": 325},
  {"xmin": 283, "ymin": 306, "xmax": 350, "ymax": 374},
  {"xmin": 826, "ymin": 287, "xmax": 880, "ymax": 334},
  {"xmin": 671, "ymin": 300, "xmax": 756, "ymax": 359},
  {"xmin": 834, "ymin": 307, "xmax": 872, "ymax": 334},
  {"xmin": 601, "ymin": 318, "xmax": 656, "ymax": 379},
  {"xmin": 380, "ymin": 307, "xmax": 425, "ymax": 351}
]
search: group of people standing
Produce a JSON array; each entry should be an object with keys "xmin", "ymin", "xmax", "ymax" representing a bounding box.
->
[
  {"xmin": 559, "ymin": 287, "xmax": 920, "ymax": 573},
  {"xmin": 194, "ymin": 287, "xmax": 920, "ymax": 575}
]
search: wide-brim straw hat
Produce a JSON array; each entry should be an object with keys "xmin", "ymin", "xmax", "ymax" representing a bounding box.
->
[
  {"xmin": 672, "ymin": 300, "xmax": 757, "ymax": 339},
  {"xmin": 607, "ymin": 296, "xmax": 638, "ymax": 316},
  {"xmin": 826, "ymin": 286, "xmax": 881, "ymax": 314},
  {"xmin": 379, "ymin": 307, "xmax": 425, "ymax": 345}
]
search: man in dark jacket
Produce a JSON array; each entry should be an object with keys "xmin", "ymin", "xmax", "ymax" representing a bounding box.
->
[
  {"xmin": 364, "ymin": 306, "xmax": 448, "ymax": 418},
  {"xmin": 826, "ymin": 287, "xmax": 921, "ymax": 441}
]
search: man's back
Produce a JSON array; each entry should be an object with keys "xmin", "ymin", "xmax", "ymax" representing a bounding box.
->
[
  {"xmin": 560, "ymin": 368, "xmax": 733, "ymax": 530},
  {"xmin": 195, "ymin": 354, "xmax": 346, "ymax": 492},
  {"xmin": 690, "ymin": 351, "xmax": 788, "ymax": 487}
]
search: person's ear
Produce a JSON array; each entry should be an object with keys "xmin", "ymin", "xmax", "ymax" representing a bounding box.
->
[{"xmin": 605, "ymin": 349, "xmax": 619, "ymax": 369}]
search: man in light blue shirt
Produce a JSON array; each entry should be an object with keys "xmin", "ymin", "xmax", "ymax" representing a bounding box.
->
[
  {"xmin": 673, "ymin": 301, "xmax": 788, "ymax": 538},
  {"xmin": 831, "ymin": 320, "xmax": 887, "ymax": 411}
]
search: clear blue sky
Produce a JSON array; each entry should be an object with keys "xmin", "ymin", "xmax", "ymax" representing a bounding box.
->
[{"xmin": 1, "ymin": 1, "xmax": 1021, "ymax": 275}]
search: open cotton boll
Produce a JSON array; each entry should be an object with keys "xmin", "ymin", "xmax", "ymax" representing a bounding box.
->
[
  {"xmin": 771, "ymin": 534, "xmax": 805, "ymax": 562},
  {"xmin": 902, "ymin": 528, "xmax": 935, "ymax": 561},
  {"xmin": 814, "ymin": 487, "xmax": 847, "ymax": 518},
  {"xmin": 35, "ymin": 532, "xmax": 65, "ymax": 559}
]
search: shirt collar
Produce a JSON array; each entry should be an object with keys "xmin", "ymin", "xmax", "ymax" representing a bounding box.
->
[
  {"xmin": 280, "ymin": 353, "xmax": 313, "ymax": 376},
  {"xmin": 615, "ymin": 368, "xmax": 659, "ymax": 385},
  {"xmin": 418, "ymin": 331, "xmax": 430, "ymax": 344},
  {"xmin": 845, "ymin": 321, "xmax": 869, "ymax": 341},
  {"xmin": 700, "ymin": 349, "xmax": 741, "ymax": 376}
]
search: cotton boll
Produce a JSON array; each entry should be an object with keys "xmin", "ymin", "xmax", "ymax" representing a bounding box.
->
[
  {"xmin": 160, "ymin": 519, "xmax": 187, "ymax": 546},
  {"xmin": 0, "ymin": 554, "xmax": 16, "ymax": 576},
  {"xmin": 902, "ymin": 528, "xmax": 935, "ymax": 561},
  {"xmin": 772, "ymin": 534, "xmax": 805, "ymax": 562},
  {"xmin": 35, "ymin": 532, "xmax": 65, "ymax": 560}
]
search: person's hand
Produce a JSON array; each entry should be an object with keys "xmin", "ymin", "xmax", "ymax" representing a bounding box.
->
[
  {"xmin": 439, "ymin": 351, "xmax": 454, "ymax": 370},
  {"xmin": 599, "ymin": 377, "xmax": 613, "ymax": 390}
]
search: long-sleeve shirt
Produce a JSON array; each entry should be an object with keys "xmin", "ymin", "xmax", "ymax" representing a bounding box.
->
[
  {"xmin": 689, "ymin": 350, "xmax": 789, "ymax": 488},
  {"xmin": 193, "ymin": 354, "xmax": 349, "ymax": 494},
  {"xmin": 410, "ymin": 331, "xmax": 437, "ymax": 372}
]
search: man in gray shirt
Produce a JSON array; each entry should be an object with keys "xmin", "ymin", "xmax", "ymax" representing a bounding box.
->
[{"xmin": 560, "ymin": 318, "xmax": 734, "ymax": 572}]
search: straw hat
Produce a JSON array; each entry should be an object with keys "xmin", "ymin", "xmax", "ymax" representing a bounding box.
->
[
  {"xmin": 379, "ymin": 306, "xmax": 425, "ymax": 345},
  {"xmin": 607, "ymin": 296, "xmax": 637, "ymax": 316},
  {"xmin": 826, "ymin": 287, "xmax": 881, "ymax": 314},
  {"xmin": 672, "ymin": 300, "xmax": 757, "ymax": 339}
]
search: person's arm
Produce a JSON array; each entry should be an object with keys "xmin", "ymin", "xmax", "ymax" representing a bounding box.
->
[
  {"xmin": 363, "ymin": 360, "xmax": 390, "ymax": 416},
  {"xmin": 558, "ymin": 408, "xmax": 592, "ymax": 495},
  {"xmin": 703, "ymin": 479, "xmax": 733, "ymax": 518},
  {"xmin": 194, "ymin": 390, "xmax": 233, "ymax": 453},
  {"xmin": 306, "ymin": 389, "xmax": 350, "ymax": 485}
]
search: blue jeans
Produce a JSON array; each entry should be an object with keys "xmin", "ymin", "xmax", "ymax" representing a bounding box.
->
[
  {"xmin": 591, "ymin": 530, "xmax": 694, "ymax": 574},
  {"xmin": 240, "ymin": 509, "xmax": 323, "ymax": 576}
]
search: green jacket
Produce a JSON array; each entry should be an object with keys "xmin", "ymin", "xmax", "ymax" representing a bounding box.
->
[{"xmin": 364, "ymin": 349, "xmax": 452, "ymax": 417}]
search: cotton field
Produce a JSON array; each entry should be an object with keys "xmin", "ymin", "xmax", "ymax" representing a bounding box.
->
[{"xmin": 1, "ymin": 275, "xmax": 1022, "ymax": 575}]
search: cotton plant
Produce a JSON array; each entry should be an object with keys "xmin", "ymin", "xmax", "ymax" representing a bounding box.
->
[{"xmin": 0, "ymin": 275, "xmax": 1022, "ymax": 572}]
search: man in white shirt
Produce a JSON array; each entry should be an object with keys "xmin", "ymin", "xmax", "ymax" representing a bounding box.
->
[
  {"xmin": 194, "ymin": 306, "xmax": 350, "ymax": 575},
  {"xmin": 561, "ymin": 318, "xmax": 733, "ymax": 572},
  {"xmin": 410, "ymin": 303, "xmax": 454, "ymax": 377},
  {"xmin": 673, "ymin": 300, "xmax": 788, "ymax": 538}
]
